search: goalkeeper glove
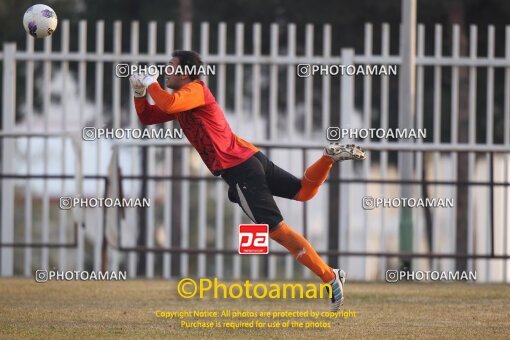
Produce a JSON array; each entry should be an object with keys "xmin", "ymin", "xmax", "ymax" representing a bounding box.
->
[
  {"xmin": 140, "ymin": 65, "xmax": 160, "ymax": 87},
  {"xmin": 129, "ymin": 74, "xmax": 146, "ymax": 98},
  {"xmin": 140, "ymin": 74, "xmax": 158, "ymax": 88}
]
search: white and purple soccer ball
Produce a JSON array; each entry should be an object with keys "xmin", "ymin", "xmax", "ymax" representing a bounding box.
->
[{"xmin": 23, "ymin": 4, "xmax": 58, "ymax": 38}]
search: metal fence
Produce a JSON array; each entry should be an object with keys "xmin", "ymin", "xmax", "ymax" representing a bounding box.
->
[{"xmin": 1, "ymin": 21, "xmax": 509, "ymax": 282}]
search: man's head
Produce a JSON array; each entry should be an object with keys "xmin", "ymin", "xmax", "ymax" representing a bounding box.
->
[{"xmin": 165, "ymin": 50, "xmax": 203, "ymax": 89}]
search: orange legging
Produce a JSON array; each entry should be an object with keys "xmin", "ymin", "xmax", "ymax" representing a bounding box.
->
[
  {"xmin": 269, "ymin": 221, "xmax": 335, "ymax": 282},
  {"xmin": 293, "ymin": 156, "xmax": 334, "ymax": 202}
]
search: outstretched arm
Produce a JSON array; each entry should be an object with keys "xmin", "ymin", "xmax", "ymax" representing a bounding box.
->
[{"xmin": 146, "ymin": 81, "xmax": 205, "ymax": 114}]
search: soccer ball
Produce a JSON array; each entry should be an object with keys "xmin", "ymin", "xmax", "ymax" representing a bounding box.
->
[{"xmin": 23, "ymin": 4, "xmax": 58, "ymax": 38}]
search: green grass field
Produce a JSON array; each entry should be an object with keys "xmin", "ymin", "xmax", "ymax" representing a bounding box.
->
[{"xmin": 1, "ymin": 279, "xmax": 509, "ymax": 339}]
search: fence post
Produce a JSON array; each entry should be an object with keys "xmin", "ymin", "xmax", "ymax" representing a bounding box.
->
[
  {"xmin": 399, "ymin": 0, "xmax": 416, "ymax": 270},
  {"xmin": 1, "ymin": 43, "xmax": 16, "ymax": 276}
]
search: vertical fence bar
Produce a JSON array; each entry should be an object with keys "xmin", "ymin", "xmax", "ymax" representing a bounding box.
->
[
  {"xmin": 339, "ymin": 48, "xmax": 354, "ymax": 275},
  {"xmin": 163, "ymin": 22, "xmax": 175, "ymax": 279},
  {"xmin": 100, "ymin": 26, "xmax": 119, "ymax": 281},
  {"xmin": 284, "ymin": 150, "xmax": 293, "ymax": 280},
  {"xmin": 268, "ymin": 24, "xmax": 279, "ymax": 279},
  {"xmin": 109, "ymin": 20, "xmax": 122, "ymax": 272},
  {"xmin": 215, "ymin": 178, "xmax": 225, "ymax": 279},
  {"xmin": 24, "ymin": 37, "xmax": 34, "ymax": 277},
  {"xmin": 321, "ymin": 24, "xmax": 331, "ymax": 134},
  {"xmin": 286, "ymin": 24, "xmax": 296, "ymax": 139},
  {"xmin": 286, "ymin": 25, "xmax": 297, "ymax": 278},
  {"xmin": 200, "ymin": 23, "xmax": 210, "ymax": 86},
  {"xmin": 486, "ymin": 26, "xmax": 495, "ymax": 146},
  {"xmin": 1, "ymin": 43, "xmax": 16, "ymax": 276},
  {"xmin": 504, "ymin": 25, "xmax": 510, "ymax": 283},
  {"xmin": 217, "ymin": 23, "xmax": 227, "ymax": 108},
  {"xmin": 197, "ymin": 19, "xmax": 208, "ymax": 277},
  {"xmin": 252, "ymin": 23, "xmax": 262, "ymax": 140},
  {"xmin": 146, "ymin": 145, "xmax": 156, "ymax": 278},
  {"xmin": 485, "ymin": 25, "xmax": 495, "ymax": 281},
  {"xmin": 59, "ymin": 20, "xmax": 70, "ymax": 271},
  {"xmin": 450, "ymin": 24, "xmax": 460, "ymax": 271},
  {"xmin": 41, "ymin": 36, "xmax": 52, "ymax": 272},
  {"xmin": 94, "ymin": 21, "xmax": 105, "ymax": 272},
  {"xmin": 163, "ymin": 145, "xmax": 173, "ymax": 279},
  {"xmin": 113, "ymin": 21, "xmax": 122, "ymax": 130},
  {"xmin": 235, "ymin": 23, "xmax": 244, "ymax": 132},
  {"xmin": 145, "ymin": 21, "xmax": 157, "ymax": 279},
  {"xmin": 182, "ymin": 21, "xmax": 192, "ymax": 57},
  {"xmin": 304, "ymin": 24, "xmax": 314, "ymax": 138},
  {"xmin": 362, "ymin": 23, "xmax": 373, "ymax": 279},
  {"xmin": 162, "ymin": 153, "xmax": 173, "ymax": 278},
  {"xmin": 432, "ymin": 24, "xmax": 442, "ymax": 271},
  {"xmin": 197, "ymin": 163, "xmax": 207, "ymax": 277},
  {"xmin": 180, "ymin": 149, "xmax": 190, "ymax": 277},
  {"xmin": 379, "ymin": 23, "xmax": 390, "ymax": 278},
  {"xmin": 76, "ymin": 20, "xmax": 87, "ymax": 272},
  {"xmin": 180, "ymin": 22, "xmax": 192, "ymax": 277},
  {"xmin": 269, "ymin": 24, "xmax": 279, "ymax": 143},
  {"xmin": 216, "ymin": 22, "xmax": 228, "ymax": 278},
  {"xmin": 451, "ymin": 25, "xmax": 460, "ymax": 144},
  {"xmin": 233, "ymin": 205, "xmax": 242, "ymax": 280},
  {"xmin": 320, "ymin": 24, "xmax": 332, "ymax": 279},
  {"xmin": 301, "ymin": 148, "xmax": 311, "ymax": 279},
  {"xmin": 414, "ymin": 24, "xmax": 425, "ymax": 269},
  {"xmin": 467, "ymin": 25, "xmax": 477, "ymax": 275},
  {"xmin": 128, "ymin": 20, "xmax": 140, "ymax": 278},
  {"xmin": 78, "ymin": 21, "xmax": 87, "ymax": 127}
]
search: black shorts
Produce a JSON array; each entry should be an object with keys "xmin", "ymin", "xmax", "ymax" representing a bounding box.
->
[{"xmin": 220, "ymin": 152, "xmax": 302, "ymax": 230}]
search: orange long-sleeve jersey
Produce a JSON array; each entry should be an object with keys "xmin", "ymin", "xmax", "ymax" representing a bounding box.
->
[{"xmin": 134, "ymin": 80, "xmax": 258, "ymax": 174}]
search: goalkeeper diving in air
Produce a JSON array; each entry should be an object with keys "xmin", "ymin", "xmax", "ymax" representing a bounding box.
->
[{"xmin": 129, "ymin": 51, "xmax": 366, "ymax": 311}]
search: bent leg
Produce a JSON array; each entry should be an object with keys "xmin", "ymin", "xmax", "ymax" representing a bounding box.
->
[
  {"xmin": 269, "ymin": 221, "xmax": 335, "ymax": 283},
  {"xmin": 252, "ymin": 151, "xmax": 333, "ymax": 202},
  {"xmin": 293, "ymin": 156, "xmax": 334, "ymax": 201}
]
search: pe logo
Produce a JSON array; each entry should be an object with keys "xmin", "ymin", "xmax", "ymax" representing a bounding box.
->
[{"xmin": 238, "ymin": 224, "xmax": 269, "ymax": 254}]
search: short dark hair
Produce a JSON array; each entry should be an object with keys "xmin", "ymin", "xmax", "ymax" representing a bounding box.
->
[{"xmin": 171, "ymin": 50, "xmax": 203, "ymax": 80}]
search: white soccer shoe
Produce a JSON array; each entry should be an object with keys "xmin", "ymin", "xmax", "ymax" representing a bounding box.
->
[
  {"xmin": 327, "ymin": 269, "xmax": 346, "ymax": 312},
  {"xmin": 324, "ymin": 143, "xmax": 366, "ymax": 162}
]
